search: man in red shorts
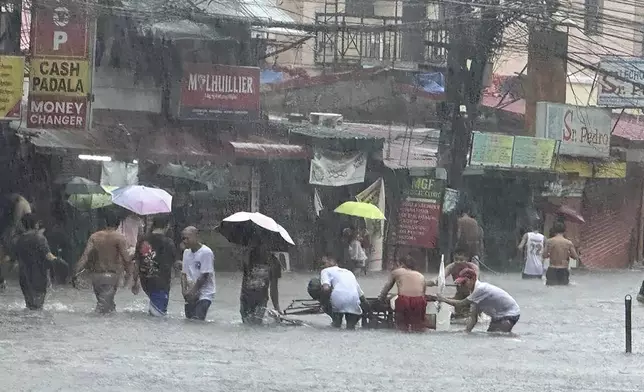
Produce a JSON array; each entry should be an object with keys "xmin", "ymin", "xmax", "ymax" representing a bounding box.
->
[{"xmin": 378, "ymin": 254, "xmax": 427, "ymax": 332}]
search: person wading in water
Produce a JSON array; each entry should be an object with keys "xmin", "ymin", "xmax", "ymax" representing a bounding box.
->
[
  {"xmin": 131, "ymin": 215, "xmax": 177, "ymax": 317},
  {"xmin": 74, "ymin": 210, "xmax": 132, "ymax": 313},
  {"xmin": 239, "ymin": 239, "xmax": 282, "ymax": 325},
  {"xmin": 14, "ymin": 213, "xmax": 61, "ymax": 310},
  {"xmin": 517, "ymin": 225, "xmax": 546, "ymax": 279},
  {"xmin": 378, "ymin": 254, "xmax": 428, "ymax": 332},
  {"xmin": 544, "ymin": 222, "xmax": 578, "ymax": 286}
]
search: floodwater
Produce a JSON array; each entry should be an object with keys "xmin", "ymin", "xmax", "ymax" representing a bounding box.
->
[{"xmin": 2, "ymin": 270, "xmax": 644, "ymax": 391}]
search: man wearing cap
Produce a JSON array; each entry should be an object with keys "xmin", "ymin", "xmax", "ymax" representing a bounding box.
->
[
  {"xmin": 437, "ymin": 268, "xmax": 520, "ymax": 333},
  {"xmin": 428, "ymin": 251, "xmax": 480, "ymax": 319}
]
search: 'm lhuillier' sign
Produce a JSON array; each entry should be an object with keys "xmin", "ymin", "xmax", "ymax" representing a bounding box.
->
[{"xmin": 178, "ymin": 63, "xmax": 260, "ymax": 121}]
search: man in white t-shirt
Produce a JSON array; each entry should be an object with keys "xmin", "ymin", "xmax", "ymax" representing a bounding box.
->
[
  {"xmin": 181, "ymin": 226, "xmax": 215, "ymax": 320},
  {"xmin": 437, "ymin": 268, "xmax": 520, "ymax": 333},
  {"xmin": 320, "ymin": 256, "xmax": 365, "ymax": 330}
]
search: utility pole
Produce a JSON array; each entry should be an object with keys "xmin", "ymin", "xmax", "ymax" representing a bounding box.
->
[
  {"xmin": 440, "ymin": 2, "xmax": 469, "ymax": 260},
  {"xmin": 440, "ymin": 2, "xmax": 504, "ymax": 260}
]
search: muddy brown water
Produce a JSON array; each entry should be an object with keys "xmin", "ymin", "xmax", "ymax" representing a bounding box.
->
[{"xmin": 1, "ymin": 271, "xmax": 644, "ymax": 391}]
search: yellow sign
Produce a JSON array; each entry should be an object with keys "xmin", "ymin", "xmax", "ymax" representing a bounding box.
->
[
  {"xmin": 0, "ymin": 55, "xmax": 25, "ymax": 120},
  {"xmin": 29, "ymin": 58, "xmax": 90, "ymax": 96},
  {"xmin": 512, "ymin": 136, "xmax": 557, "ymax": 170},
  {"xmin": 470, "ymin": 132, "xmax": 514, "ymax": 168},
  {"xmin": 554, "ymin": 157, "xmax": 626, "ymax": 178}
]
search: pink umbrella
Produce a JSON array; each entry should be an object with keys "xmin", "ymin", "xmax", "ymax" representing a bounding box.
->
[
  {"xmin": 556, "ymin": 205, "xmax": 585, "ymax": 224},
  {"xmin": 111, "ymin": 185, "xmax": 172, "ymax": 215}
]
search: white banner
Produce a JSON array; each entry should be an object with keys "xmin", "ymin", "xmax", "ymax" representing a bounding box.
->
[
  {"xmin": 101, "ymin": 161, "xmax": 139, "ymax": 187},
  {"xmin": 356, "ymin": 178, "xmax": 386, "ymax": 271},
  {"xmin": 597, "ymin": 57, "xmax": 644, "ymax": 107},
  {"xmin": 535, "ymin": 102, "xmax": 611, "ymax": 158},
  {"xmin": 309, "ymin": 148, "xmax": 366, "ymax": 186}
]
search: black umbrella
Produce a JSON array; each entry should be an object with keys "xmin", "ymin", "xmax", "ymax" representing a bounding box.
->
[{"xmin": 216, "ymin": 212, "xmax": 294, "ymax": 251}]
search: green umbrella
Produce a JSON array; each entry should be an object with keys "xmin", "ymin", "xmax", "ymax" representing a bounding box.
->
[
  {"xmin": 67, "ymin": 186, "xmax": 118, "ymax": 210},
  {"xmin": 55, "ymin": 176, "xmax": 106, "ymax": 195}
]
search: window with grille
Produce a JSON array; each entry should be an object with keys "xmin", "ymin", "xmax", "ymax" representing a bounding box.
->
[{"xmin": 584, "ymin": 0, "xmax": 603, "ymax": 36}]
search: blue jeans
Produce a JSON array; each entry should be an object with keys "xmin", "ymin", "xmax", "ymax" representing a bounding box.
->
[{"xmin": 148, "ymin": 290, "xmax": 169, "ymax": 316}]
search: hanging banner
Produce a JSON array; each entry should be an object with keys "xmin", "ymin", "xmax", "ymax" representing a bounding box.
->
[
  {"xmin": 309, "ymin": 148, "xmax": 367, "ymax": 186},
  {"xmin": 356, "ymin": 177, "xmax": 386, "ymax": 271},
  {"xmin": 394, "ymin": 177, "xmax": 444, "ymax": 249},
  {"xmin": 0, "ymin": 55, "xmax": 25, "ymax": 120},
  {"xmin": 356, "ymin": 178, "xmax": 386, "ymax": 234},
  {"xmin": 442, "ymin": 188, "xmax": 459, "ymax": 214}
]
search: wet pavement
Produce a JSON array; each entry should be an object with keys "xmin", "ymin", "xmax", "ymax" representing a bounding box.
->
[{"xmin": 1, "ymin": 270, "xmax": 644, "ymax": 391}]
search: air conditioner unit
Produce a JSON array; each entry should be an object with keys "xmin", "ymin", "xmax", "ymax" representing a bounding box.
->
[
  {"xmin": 273, "ymin": 252, "xmax": 291, "ymax": 272},
  {"xmin": 309, "ymin": 112, "xmax": 343, "ymax": 127}
]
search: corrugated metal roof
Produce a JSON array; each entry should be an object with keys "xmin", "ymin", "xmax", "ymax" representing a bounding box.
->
[
  {"xmin": 229, "ymin": 141, "xmax": 310, "ymax": 159},
  {"xmin": 289, "ymin": 124, "xmax": 382, "ymax": 141},
  {"xmin": 286, "ymin": 120, "xmax": 440, "ymax": 169}
]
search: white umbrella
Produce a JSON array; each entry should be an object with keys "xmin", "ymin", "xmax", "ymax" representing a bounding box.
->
[
  {"xmin": 219, "ymin": 211, "xmax": 294, "ymax": 246},
  {"xmin": 111, "ymin": 185, "xmax": 173, "ymax": 215}
]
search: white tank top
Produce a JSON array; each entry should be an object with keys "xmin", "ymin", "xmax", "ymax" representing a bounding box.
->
[{"xmin": 524, "ymin": 232, "xmax": 545, "ymax": 276}]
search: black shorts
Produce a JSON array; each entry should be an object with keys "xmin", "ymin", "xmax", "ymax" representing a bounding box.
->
[
  {"xmin": 522, "ymin": 273, "xmax": 542, "ymax": 280},
  {"xmin": 546, "ymin": 267, "xmax": 570, "ymax": 286},
  {"xmin": 488, "ymin": 314, "xmax": 520, "ymax": 332},
  {"xmin": 240, "ymin": 295, "xmax": 268, "ymax": 325},
  {"xmin": 185, "ymin": 299, "xmax": 211, "ymax": 320},
  {"xmin": 331, "ymin": 313, "xmax": 361, "ymax": 330}
]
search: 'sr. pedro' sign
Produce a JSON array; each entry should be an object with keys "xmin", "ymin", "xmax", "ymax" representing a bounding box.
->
[{"xmin": 30, "ymin": 58, "xmax": 89, "ymax": 96}]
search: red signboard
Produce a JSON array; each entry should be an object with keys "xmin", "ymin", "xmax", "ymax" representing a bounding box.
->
[
  {"xmin": 395, "ymin": 200, "xmax": 441, "ymax": 248},
  {"xmin": 27, "ymin": 95, "xmax": 88, "ymax": 129},
  {"xmin": 392, "ymin": 177, "xmax": 444, "ymax": 249},
  {"xmin": 31, "ymin": 0, "xmax": 89, "ymax": 58},
  {"xmin": 178, "ymin": 63, "xmax": 260, "ymax": 121}
]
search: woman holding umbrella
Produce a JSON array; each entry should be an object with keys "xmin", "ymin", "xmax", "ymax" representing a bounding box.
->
[
  {"xmin": 240, "ymin": 236, "xmax": 282, "ymax": 325},
  {"xmin": 218, "ymin": 212, "xmax": 292, "ymax": 324}
]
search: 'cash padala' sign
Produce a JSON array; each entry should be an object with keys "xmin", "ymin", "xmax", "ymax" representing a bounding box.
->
[
  {"xmin": 177, "ymin": 63, "xmax": 260, "ymax": 121},
  {"xmin": 29, "ymin": 58, "xmax": 89, "ymax": 96},
  {"xmin": 535, "ymin": 102, "xmax": 611, "ymax": 158}
]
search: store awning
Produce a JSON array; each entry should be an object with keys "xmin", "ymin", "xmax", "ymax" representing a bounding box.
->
[
  {"xmin": 228, "ymin": 141, "xmax": 310, "ymax": 159},
  {"xmin": 19, "ymin": 127, "xmax": 229, "ymax": 164}
]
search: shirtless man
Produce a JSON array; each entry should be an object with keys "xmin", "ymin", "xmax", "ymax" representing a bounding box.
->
[
  {"xmin": 456, "ymin": 208, "xmax": 483, "ymax": 264},
  {"xmin": 544, "ymin": 222, "xmax": 578, "ymax": 286},
  {"xmin": 378, "ymin": 255, "xmax": 427, "ymax": 332},
  {"xmin": 74, "ymin": 211, "xmax": 132, "ymax": 313}
]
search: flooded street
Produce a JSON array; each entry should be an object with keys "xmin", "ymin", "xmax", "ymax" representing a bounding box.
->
[{"xmin": 2, "ymin": 270, "xmax": 644, "ymax": 391}]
